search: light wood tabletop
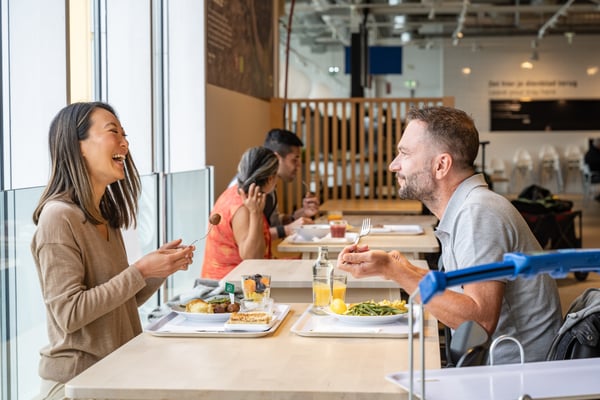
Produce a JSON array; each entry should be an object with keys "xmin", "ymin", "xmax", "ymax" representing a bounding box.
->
[
  {"xmin": 319, "ymin": 199, "xmax": 423, "ymax": 215},
  {"xmin": 278, "ymin": 225, "xmax": 440, "ymax": 259},
  {"xmin": 65, "ymin": 303, "xmax": 441, "ymax": 400},
  {"xmin": 222, "ymin": 259, "xmax": 429, "ymax": 303}
]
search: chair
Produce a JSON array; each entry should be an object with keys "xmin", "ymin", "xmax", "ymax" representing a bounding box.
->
[
  {"xmin": 564, "ymin": 145, "xmax": 584, "ymax": 193},
  {"xmin": 510, "ymin": 148, "xmax": 534, "ymax": 194},
  {"xmin": 538, "ymin": 145, "xmax": 563, "ymax": 193},
  {"xmin": 444, "ymin": 320, "xmax": 491, "ymax": 368},
  {"xmin": 582, "ymin": 162, "xmax": 600, "ymax": 204},
  {"xmin": 519, "ymin": 209, "xmax": 587, "ymax": 281},
  {"xmin": 489, "ymin": 157, "xmax": 509, "ymax": 194}
]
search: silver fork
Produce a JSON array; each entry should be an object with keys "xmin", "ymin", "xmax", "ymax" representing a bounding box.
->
[{"xmin": 353, "ymin": 218, "xmax": 371, "ymax": 245}]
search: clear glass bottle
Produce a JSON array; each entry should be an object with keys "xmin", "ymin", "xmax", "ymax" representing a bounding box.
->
[{"xmin": 312, "ymin": 246, "xmax": 334, "ymax": 309}]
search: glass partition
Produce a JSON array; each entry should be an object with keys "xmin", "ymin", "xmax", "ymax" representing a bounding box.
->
[
  {"xmin": 0, "ymin": 168, "xmax": 213, "ymax": 399},
  {"xmin": 165, "ymin": 167, "xmax": 214, "ymax": 300},
  {"xmin": 1, "ymin": 187, "xmax": 46, "ymax": 400}
]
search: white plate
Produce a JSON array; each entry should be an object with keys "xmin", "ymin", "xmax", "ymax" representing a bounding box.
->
[
  {"xmin": 170, "ymin": 305, "xmax": 232, "ymax": 322},
  {"xmin": 224, "ymin": 319, "xmax": 275, "ymax": 332},
  {"xmin": 223, "ymin": 304, "xmax": 290, "ymax": 332},
  {"xmin": 325, "ymin": 309, "xmax": 407, "ymax": 325},
  {"xmin": 369, "ymin": 225, "xmax": 424, "ymax": 235}
]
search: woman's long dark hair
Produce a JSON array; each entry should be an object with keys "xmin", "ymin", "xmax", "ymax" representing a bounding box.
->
[{"xmin": 33, "ymin": 102, "xmax": 141, "ymax": 229}]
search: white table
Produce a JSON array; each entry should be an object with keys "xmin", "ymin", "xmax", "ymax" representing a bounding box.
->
[
  {"xmin": 222, "ymin": 259, "xmax": 429, "ymax": 303},
  {"xmin": 278, "ymin": 225, "xmax": 439, "ymax": 260},
  {"xmin": 66, "ymin": 304, "xmax": 441, "ymax": 400},
  {"xmin": 320, "ymin": 199, "xmax": 424, "ymax": 215},
  {"xmin": 386, "ymin": 357, "xmax": 600, "ymax": 400}
]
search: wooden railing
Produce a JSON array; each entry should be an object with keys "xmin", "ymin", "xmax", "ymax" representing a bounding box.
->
[{"xmin": 270, "ymin": 97, "xmax": 455, "ymax": 215}]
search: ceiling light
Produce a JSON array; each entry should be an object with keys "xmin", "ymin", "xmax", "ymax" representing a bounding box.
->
[
  {"xmin": 401, "ymin": 32, "xmax": 412, "ymax": 43},
  {"xmin": 521, "ymin": 61, "xmax": 533, "ymax": 69},
  {"xmin": 587, "ymin": 67, "xmax": 598, "ymax": 76},
  {"xmin": 462, "ymin": 67, "xmax": 471, "ymax": 75},
  {"xmin": 565, "ymin": 32, "xmax": 575, "ymax": 45},
  {"xmin": 394, "ymin": 15, "xmax": 406, "ymax": 29},
  {"xmin": 428, "ymin": 7, "xmax": 435, "ymax": 20}
]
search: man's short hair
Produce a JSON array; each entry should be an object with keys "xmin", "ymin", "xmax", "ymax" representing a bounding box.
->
[{"xmin": 264, "ymin": 128, "xmax": 303, "ymax": 157}]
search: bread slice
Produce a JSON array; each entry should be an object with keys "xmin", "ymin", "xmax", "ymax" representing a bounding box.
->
[
  {"xmin": 185, "ymin": 299, "xmax": 214, "ymax": 314},
  {"xmin": 228, "ymin": 311, "xmax": 272, "ymax": 324}
]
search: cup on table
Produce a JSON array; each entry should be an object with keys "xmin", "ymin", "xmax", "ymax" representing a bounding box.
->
[
  {"xmin": 329, "ymin": 219, "xmax": 347, "ymax": 238},
  {"xmin": 241, "ymin": 297, "xmax": 274, "ymax": 313},
  {"xmin": 327, "ymin": 210, "xmax": 344, "ymax": 222},
  {"xmin": 241, "ymin": 274, "xmax": 271, "ymax": 302},
  {"xmin": 312, "ymin": 276, "xmax": 331, "ymax": 310},
  {"xmin": 331, "ymin": 274, "xmax": 347, "ymax": 302}
]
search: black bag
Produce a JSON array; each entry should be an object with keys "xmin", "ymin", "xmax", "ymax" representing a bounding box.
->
[
  {"xmin": 546, "ymin": 313, "xmax": 600, "ymax": 360},
  {"xmin": 547, "ymin": 289, "xmax": 600, "ymax": 361},
  {"xmin": 511, "ymin": 184, "xmax": 573, "ymax": 214}
]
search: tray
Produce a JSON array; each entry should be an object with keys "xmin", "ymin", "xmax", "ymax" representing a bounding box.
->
[
  {"xmin": 288, "ymin": 232, "xmax": 358, "ymax": 244},
  {"xmin": 385, "ymin": 358, "xmax": 600, "ymax": 400},
  {"xmin": 290, "ymin": 305, "xmax": 419, "ymax": 338},
  {"xmin": 145, "ymin": 304, "xmax": 290, "ymax": 338},
  {"xmin": 369, "ymin": 225, "xmax": 424, "ymax": 235}
]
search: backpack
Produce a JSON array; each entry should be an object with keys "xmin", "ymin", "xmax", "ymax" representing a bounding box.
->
[
  {"xmin": 546, "ymin": 288, "xmax": 600, "ymax": 361},
  {"xmin": 511, "ymin": 184, "xmax": 573, "ymax": 214}
]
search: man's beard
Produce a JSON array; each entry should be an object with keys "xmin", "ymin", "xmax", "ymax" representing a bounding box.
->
[{"xmin": 396, "ymin": 169, "xmax": 435, "ymax": 201}]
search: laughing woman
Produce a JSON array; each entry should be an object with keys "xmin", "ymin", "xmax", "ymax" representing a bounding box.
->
[{"xmin": 31, "ymin": 102, "xmax": 195, "ymax": 400}]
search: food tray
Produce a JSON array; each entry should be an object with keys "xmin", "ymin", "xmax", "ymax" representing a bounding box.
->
[
  {"xmin": 290, "ymin": 305, "xmax": 419, "ymax": 338},
  {"xmin": 369, "ymin": 225, "xmax": 424, "ymax": 235},
  {"xmin": 288, "ymin": 232, "xmax": 358, "ymax": 244},
  {"xmin": 145, "ymin": 304, "xmax": 290, "ymax": 338}
]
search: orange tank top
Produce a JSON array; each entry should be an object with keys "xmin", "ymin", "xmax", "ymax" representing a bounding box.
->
[{"xmin": 201, "ymin": 186, "xmax": 272, "ymax": 279}]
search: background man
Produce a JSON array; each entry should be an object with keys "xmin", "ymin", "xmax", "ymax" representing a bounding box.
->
[{"xmin": 262, "ymin": 128, "xmax": 320, "ymax": 239}]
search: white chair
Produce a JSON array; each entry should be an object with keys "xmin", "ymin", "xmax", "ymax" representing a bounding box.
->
[
  {"xmin": 564, "ymin": 145, "xmax": 584, "ymax": 193},
  {"xmin": 489, "ymin": 157, "xmax": 508, "ymax": 193},
  {"xmin": 582, "ymin": 162, "xmax": 600, "ymax": 204},
  {"xmin": 510, "ymin": 148, "xmax": 534, "ymax": 194},
  {"xmin": 538, "ymin": 145, "xmax": 563, "ymax": 193}
]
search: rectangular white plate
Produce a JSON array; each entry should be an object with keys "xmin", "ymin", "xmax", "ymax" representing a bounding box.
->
[
  {"xmin": 369, "ymin": 225, "xmax": 424, "ymax": 235},
  {"xmin": 290, "ymin": 305, "xmax": 419, "ymax": 338},
  {"xmin": 288, "ymin": 232, "xmax": 358, "ymax": 244},
  {"xmin": 145, "ymin": 304, "xmax": 290, "ymax": 338}
]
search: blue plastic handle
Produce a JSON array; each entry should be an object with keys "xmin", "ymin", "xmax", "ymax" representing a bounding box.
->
[{"xmin": 419, "ymin": 249, "xmax": 600, "ymax": 304}]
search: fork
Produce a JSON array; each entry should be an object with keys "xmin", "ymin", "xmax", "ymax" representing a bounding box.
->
[{"xmin": 353, "ymin": 218, "xmax": 371, "ymax": 246}]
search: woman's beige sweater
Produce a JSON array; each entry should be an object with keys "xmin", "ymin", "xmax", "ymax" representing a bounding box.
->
[{"xmin": 31, "ymin": 200, "xmax": 163, "ymax": 383}]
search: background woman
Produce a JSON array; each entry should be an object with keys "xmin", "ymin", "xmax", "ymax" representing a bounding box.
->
[
  {"xmin": 31, "ymin": 102, "xmax": 195, "ymax": 399},
  {"xmin": 201, "ymin": 146, "xmax": 278, "ymax": 279}
]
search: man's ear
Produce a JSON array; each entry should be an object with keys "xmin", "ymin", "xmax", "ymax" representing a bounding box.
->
[{"xmin": 434, "ymin": 153, "xmax": 452, "ymax": 179}]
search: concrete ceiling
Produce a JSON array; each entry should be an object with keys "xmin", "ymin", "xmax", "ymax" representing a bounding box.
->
[{"xmin": 282, "ymin": 0, "xmax": 600, "ymax": 51}]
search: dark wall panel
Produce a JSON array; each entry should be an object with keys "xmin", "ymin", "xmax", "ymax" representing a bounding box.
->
[{"xmin": 490, "ymin": 99, "xmax": 600, "ymax": 131}]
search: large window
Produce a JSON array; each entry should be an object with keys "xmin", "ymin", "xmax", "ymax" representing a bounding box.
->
[{"xmin": 1, "ymin": 1, "xmax": 209, "ymax": 398}]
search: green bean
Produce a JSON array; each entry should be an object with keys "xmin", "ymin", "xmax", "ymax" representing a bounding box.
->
[{"xmin": 344, "ymin": 302, "xmax": 402, "ymax": 316}]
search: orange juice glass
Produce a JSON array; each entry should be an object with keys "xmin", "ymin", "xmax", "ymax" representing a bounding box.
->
[
  {"xmin": 332, "ymin": 276, "xmax": 347, "ymax": 301},
  {"xmin": 327, "ymin": 210, "xmax": 344, "ymax": 222},
  {"xmin": 312, "ymin": 277, "xmax": 331, "ymax": 308}
]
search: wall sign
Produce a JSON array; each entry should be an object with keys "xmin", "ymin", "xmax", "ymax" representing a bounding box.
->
[{"xmin": 490, "ymin": 99, "xmax": 600, "ymax": 131}]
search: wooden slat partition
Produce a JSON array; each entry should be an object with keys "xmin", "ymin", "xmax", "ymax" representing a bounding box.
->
[{"xmin": 270, "ymin": 97, "xmax": 455, "ymax": 216}]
